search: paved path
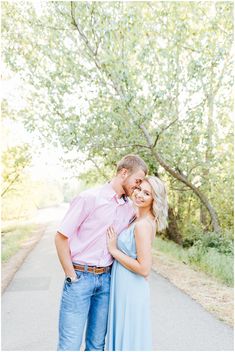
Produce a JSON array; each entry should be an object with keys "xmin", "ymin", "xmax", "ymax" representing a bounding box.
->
[{"xmin": 1, "ymin": 205, "xmax": 234, "ymax": 351}]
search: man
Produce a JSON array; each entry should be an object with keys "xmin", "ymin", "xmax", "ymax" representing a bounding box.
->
[{"xmin": 55, "ymin": 154, "xmax": 148, "ymax": 351}]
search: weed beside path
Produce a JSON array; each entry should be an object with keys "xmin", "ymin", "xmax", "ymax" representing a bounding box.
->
[
  {"xmin": 2, "ymin": 223, "xmax": 40, "ymax": 263},
  {"xmin": 153, "ymin": 236, "xmax": 233, "ymax": 287},
  {"xmin": 1, "ymin": 222, "xmax": 47, "ymax": 293}
]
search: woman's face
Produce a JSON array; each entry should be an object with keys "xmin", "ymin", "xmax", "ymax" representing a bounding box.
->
[{"xmin": 133, "ymin": 180, "xmax": 153, "ymax": 209}]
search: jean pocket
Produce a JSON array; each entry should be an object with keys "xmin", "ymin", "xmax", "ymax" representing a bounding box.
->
[
  {"xmin": 72, "ymin": 273, "xmax": 83, "ymax": 283},
  {"xmin": 75, "ymin": 271, "xmax": 82, "ymax": 281},
  {"xmin": 64, "ymin": 272, "xmax": 83, "ymax": 288}
]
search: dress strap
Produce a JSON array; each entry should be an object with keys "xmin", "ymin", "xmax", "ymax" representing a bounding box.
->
[{"xmin": 128, "ymin": 214, "xmax": 137, "ymax": 226}]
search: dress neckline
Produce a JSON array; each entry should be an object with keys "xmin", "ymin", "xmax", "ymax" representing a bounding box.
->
[
  {"xmin": 127, "ymin": 217, "xmax": 156, "ymax": 240},
  {"xmin": 127, "ymin": 221, "xmax": 136, "ymax": 230}
]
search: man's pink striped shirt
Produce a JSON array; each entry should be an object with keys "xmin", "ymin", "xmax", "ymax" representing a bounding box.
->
[{"xmin": 58, "ymin": 183, "xmax": 135, "ymax": 267}]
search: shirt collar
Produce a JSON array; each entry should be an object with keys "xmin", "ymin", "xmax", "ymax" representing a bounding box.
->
[
  {"xmin": 103, "ymin": 182, "xmax": 128, "ymax": 204},
  {"xmin": 114, "ymin": 194, "xmax": 126, "ymax": 205}
]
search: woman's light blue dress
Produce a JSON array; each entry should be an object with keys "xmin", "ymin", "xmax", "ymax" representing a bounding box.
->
[{"xmin": 106, "ymin": 223, "xmax": 152, "ymax": 351}]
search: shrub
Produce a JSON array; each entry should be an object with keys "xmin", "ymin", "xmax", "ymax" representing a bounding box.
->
[{"xmin": 182, "ymin": 229, "xmax": 234, "ymax": 256}]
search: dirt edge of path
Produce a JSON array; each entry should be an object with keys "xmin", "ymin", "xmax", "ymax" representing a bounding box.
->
[
  {"xmin": 152, "ymin": 249, "xmax": 234, "ymax": 327},
  {"xmin": 1, "ymin": 223, "xmax": 48, "ymax": 294}
]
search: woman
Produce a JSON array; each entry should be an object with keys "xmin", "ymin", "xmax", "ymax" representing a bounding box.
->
[{"xmin": 106, "ymin": 176, "xmax": 168, "ymax": 351}]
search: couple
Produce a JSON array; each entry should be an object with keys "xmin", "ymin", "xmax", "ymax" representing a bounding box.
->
[{"xmin": 55, "ymin": 154, "xmax": 168, "ymax": 351}]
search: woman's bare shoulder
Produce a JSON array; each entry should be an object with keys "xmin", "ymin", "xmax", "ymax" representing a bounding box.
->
[{"xmin": 135, "ymin": 218, "xmax": 155, "ymax": 237}]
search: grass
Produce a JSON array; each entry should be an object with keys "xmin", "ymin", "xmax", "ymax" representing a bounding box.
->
[
  {"xmin": 1, "ymin": 223, "xmax": 38, "ymax": 263},
  {"xmin": 197, "ymin": 248, "xmax": 234, "ymax": 286},
  {"xmin": 153, "ymin": 236, "xmax": 234, "ymax": 287}
]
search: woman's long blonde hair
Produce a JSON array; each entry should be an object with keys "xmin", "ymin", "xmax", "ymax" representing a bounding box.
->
[{"xmin": 145, "ymin": 176, "xmax": 168, "ymax": 232}]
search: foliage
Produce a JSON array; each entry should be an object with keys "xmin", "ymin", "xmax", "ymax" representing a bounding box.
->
[
  {"xmin": 191, "ymin": 232, "xmax": 233, "ymax": 254},
  {"xmin": 2, "ymin": 144, "xmax": 32, "ymax": 197},
  {"xmin": 182, "ymin": 228, "xmax": 233, "ymax": 255},
  {"xmin": 1, "ymin": 2, "xmax": 234, "ymax": 233}
]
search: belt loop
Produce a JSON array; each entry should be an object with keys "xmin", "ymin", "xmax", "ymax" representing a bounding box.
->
[{"xmin": 84, "ymin": 264, "xmax": 88, "ymax": 272}]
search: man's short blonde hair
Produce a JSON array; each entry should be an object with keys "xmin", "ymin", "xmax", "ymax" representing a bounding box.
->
[{"xmin": 116, "ymin": 154, "xmax": 148, "ymax": 175}]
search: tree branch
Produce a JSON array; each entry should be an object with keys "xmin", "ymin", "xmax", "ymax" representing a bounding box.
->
[
  {"xmin": 104, "ymin": 144, "xmax": 151, "ymax": 150},
  {"xmin": 2, "ymin": 174, "xmax": 20, "ymax": 197},
  {"xmin": 139, "ymin": 123, "xmax": 221, "ymax": 232},
  {"xmin": 88, "ymin": 158, "xmax": 109, "ymax": 180}
]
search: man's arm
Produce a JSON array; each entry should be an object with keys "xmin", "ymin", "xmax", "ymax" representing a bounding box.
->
[
  {"xmin": 55, "ymin": 232, "xmax": 77, "ymax": 279},
  {"xmin": 55, "ymin": 194, "xmax": 94, "ymax": 278}
]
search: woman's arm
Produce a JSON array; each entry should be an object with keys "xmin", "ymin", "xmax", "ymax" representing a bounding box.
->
[{"xmin": 107, "ymin": 220, "xmax": 153, "ymax": 277}]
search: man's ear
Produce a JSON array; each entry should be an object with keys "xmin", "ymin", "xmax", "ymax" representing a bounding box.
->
[{"xmin": 120, "ymin": 168, "xmax": 129, "ymax": 178}]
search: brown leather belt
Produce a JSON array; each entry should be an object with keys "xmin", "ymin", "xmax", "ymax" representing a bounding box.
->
[{"xmin": 73, "ymin": 263, "xmax": 111, "ymax": 274}]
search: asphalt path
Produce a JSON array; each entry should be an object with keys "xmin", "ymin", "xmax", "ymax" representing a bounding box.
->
[{"xmin": 1, "ymin": 205, "xmax": 234, "ymax": 351}]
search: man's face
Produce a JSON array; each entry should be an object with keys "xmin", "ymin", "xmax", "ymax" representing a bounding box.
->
[{"xmin": 122, "ymin": 169, "xmax": 146, "ymax": 197}]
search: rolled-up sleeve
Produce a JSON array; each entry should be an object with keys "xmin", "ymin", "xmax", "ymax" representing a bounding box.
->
[{"xmin": 57, "ymin": 195, "xmax": 90, "ymax": 239}]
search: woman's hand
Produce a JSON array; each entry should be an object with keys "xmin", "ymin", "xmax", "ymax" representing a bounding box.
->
[{"xmin": 107, "ymin": 226, "xmax": 118, "ymax": 256}]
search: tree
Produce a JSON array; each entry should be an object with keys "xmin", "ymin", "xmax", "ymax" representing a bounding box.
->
[
  {"xmin": 2, "ymin": 1, "xmax": 233, "ymax": 235},
  {"xmin": 2, "ymin": 144, "xmax": 31, "ymax": 197}
]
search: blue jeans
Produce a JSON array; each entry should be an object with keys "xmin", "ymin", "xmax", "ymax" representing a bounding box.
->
[{"xmin": 57, "ymin": 269, "xmax": 111, "ymax": 351}]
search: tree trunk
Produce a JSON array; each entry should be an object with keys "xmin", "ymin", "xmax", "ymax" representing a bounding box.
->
[
  {"xmin": 140, "ymin": 124, "xmax": 221, "ymax": 233},
  {"xmin": 165, "ymin": 206, "xmax": 182, "ymax": 244},
  {"xmin": 200, "ymin": 204, "xmax": 208, "ymax": 229}
]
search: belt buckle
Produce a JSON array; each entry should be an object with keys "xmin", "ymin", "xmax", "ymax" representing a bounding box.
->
[
  {"xmin": 96, "ymin": 267, "xmax": 102, "ymax": 274},
  {"xmin": 93, "ymin": 266, "xmax": 98, "ymax": 274},
  {"xmin": 94, "ymin": 267, "xmax": 102, "ymax": 274}
]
